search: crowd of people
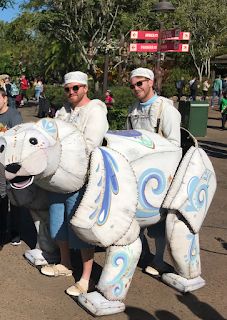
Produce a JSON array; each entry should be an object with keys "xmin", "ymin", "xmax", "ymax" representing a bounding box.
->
[
  {"xmin": 0, "ymin": 74, "xmax": 44, "ymax": 108},
  {"xmin": 175, "ymin": 75, "xmax": 227, "ymax": 129}
]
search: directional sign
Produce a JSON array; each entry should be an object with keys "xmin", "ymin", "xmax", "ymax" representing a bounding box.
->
[
  {"xmin": 161, "ymin": 29, "xmax": 190, "ymax": 41},
  {"xmin": 129, "ymin": 43, "xmax": 158, "ymax": 52},
  {"xmin": 160, "ymin": 42, "xmax": 189, "ymax": 52},
  {"xmin": 130, "ymin": 30, "xmax": 159, "ymax": 40}
]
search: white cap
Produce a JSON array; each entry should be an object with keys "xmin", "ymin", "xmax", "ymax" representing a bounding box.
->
[
  {"xmin": 64, "ymin": 71, "xmax": 88, "ymax": 85},
  {"xmin": 130, "ymin": 68, "xmax": 154, "ymax": 80}
]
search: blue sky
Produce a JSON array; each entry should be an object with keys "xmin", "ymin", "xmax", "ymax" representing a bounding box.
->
[{"xmin": 0, "ymin": 0, "xmax": 22, "ymax": 22}]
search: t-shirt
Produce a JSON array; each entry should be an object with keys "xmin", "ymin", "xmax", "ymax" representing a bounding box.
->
[
  {"xmin": 213, "ymin": 79, "xmax": 222, "ymax": 92},
  {"xmin": 20, "ymin": 78, "xmax": 29, "ymax": 90},
  {"xmin": 220, "ymin": 97, "xmax": 227, "ymax": 114},
  {"xmin": 0, "ymin": 108, "xmax": 23, "ymax": 129}
]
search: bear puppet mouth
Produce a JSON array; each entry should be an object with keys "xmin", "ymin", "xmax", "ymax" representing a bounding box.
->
[{"xmin": 10, "ymin": 176, "xmax": 34, "ymax": 189}]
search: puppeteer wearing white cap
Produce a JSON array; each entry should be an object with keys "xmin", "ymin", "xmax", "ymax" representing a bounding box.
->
[
  {"xmin": 130, "ymin": 67, "xmax": 154, "ymax": 80},
  {"xmin": 64, "ymin": 71, "xmax": 88, "ymax": 85}
]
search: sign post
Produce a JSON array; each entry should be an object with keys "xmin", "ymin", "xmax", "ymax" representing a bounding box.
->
[
  {"xmin": 129, "ymin": 29, "xmax": 190, "ymax": 93},
  {"xmin": 130, "ymin": 29, "xmax": 190, "ymax": 52}
]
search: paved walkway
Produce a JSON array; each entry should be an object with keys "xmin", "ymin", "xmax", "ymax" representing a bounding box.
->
[{"xmin": 0, "ymin": 106, "xmax": 226, "ymax": 320}]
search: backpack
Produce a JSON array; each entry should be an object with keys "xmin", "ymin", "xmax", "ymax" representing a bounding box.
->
[{"xmin": 10, "ymin": 83, "xmax": 19, "ymax": 96}]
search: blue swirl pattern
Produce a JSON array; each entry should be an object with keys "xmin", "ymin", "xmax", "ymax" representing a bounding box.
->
[
  {"xmin": 185, "ymin": 169, "xmax": 212, "ymax": 213},
  {"xmin": 107, "ymin": 248, "xmax": 135, "ymax": 297},
  {"xmin": 89, "ymin": 148, "xmax": 119, "ymax": 225},
  {"xmin": 108, "ymin": 130, "xmax": 155, "ymax": 148},
  {"xmin": 185, "ymin": 234, "xmax": 199, "ymax": 265},
  {"xmin": 136, "ymin": 168, "xmax": 166, "ymax": 218},
  {"xmin": 41, "ymin": 119, "xmax": 57, "ymax": 134}
]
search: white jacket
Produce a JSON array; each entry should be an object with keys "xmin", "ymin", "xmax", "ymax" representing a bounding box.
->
[
  {"xmin": 127, "ymin": 96, "xmax": 181, "ymax": 146},
  {"xmin": 56, "ymin": 99, "xmax": 109, "ymax": 154}
]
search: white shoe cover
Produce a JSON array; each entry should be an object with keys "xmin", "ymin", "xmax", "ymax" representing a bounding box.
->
[
  {"xmin": 162, "ymin": 273, "xmax": 206, "ymax": 292},
  {"xmin": 24, "ymin": 248, "xmax": 59, "ymax": 266},
  {"xmin": 145, "ymin": 266, "xmax": 160, "ymax": 276},
  {"xmin": 78, "ymin": 291, "xmax": 125, "ymax": 316}
]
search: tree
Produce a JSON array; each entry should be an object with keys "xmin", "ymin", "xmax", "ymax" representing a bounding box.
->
[
  {"xmin": 23, "ymin": 0, "xmax": 159, "ymax": 89},
  {"xmin": 174, "ymin": 0, "xmax": 227, "ymax": 80}
]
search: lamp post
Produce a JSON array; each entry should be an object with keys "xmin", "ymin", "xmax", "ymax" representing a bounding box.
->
[{"xmin": 152, "ymin": 0, "xmax": 175, "ymax": 94}]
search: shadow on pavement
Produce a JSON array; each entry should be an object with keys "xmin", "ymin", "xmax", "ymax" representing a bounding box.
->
[
  {"xmin": 198, "ymin": 140, "xmax": 227, "ymax": 159},
  {"xmin": 124, "ymin": 306, "xmax": 156, "ymax": 320},
  {"xmin": 198, "ymin": 140, "xmax": 227, "ymax": 148},
  {"xmin": 176, "ymin": 293, "xmax": 226, "ymax": 320},
  {"xmin": 215, "ymin": 237, "xmax": 227, "ymax": 250},
  {"xmin": 201, "ymin": 247, "xmax": 227, "ymax": 256},
  {"xmin": 125, "ymin": 306, "xmax": 182, "ymax": 320},
  {"xmin": 208, "ymin": 116, "xmax": 221, "ymax": 121},
  {"xmin": 207, "ymin": 125, "xmax": 222, "ymax": 130}
]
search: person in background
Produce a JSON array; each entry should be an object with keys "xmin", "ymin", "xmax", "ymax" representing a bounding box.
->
[
  {"xmin": 4, "ymin": 76, "xmax": 17, "ymax": 109},
  {"xmin": 175, "ymin": 77, "xmax": 185, "ymax": 101},
  {"xmin": 104, "ymin": 90, "xmax": 114, "ymax": 108},
  {"xmin": 126, "ymin": 67, "xmax": 181, "ymax": 275},
  {"xmin": 202, "ymin": 79, "xmax": 210, "ymax": 101},
  {"xmin": 104, "ymin": 89, "xmax": 114, "ymax": 123},
  {"xmin": 211, "ymin": 75, "xmax": 222, "ymax": 109},
  {"xmin": 189, "ymin": 77, "xmax": 198, "ymax": 101},
  {"xmin": 20, "ymin": 74, "xmax": 29, "ymax": 106},
  {"xmin": 219, "ymin": 89, "xmax": 227, "ymax": 130},
  {"xmin": 34, "ymin": 79, "xmax": 43, "ymax": 102},
  {"xmin": 40, "ymin": 71, "xmax": 109, "ymax": 298},
  {"xmin": 0, "ymin": 88, "xmax": 23, "ymax": 245},
  {"xmin": 0, "ymin": 78, "xmax": 5, "ymax": 89},
  {"xmin": 222, "ymin": 76, "xmax": 227, "ymax": 92}
]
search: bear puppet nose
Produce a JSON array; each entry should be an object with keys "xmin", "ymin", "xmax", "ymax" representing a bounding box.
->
[{"xmin": 5, "ymin": 163, "xmax": 21, "ymax": 174}]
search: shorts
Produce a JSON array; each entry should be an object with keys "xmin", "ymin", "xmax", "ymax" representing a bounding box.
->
[{"xmin": 49, "ymin": 188, "xmax": 93, "ymax": 249}]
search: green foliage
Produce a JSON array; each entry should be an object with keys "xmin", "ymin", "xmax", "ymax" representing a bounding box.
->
[
  {"xmin": 1, "ymin": 0, "xmax": 227, "ymax": 85},
  {"xmin": 162, "ymin": 67, "xmax": 192, "ymax": 97},
  {"xmin": 106, "ymin": 85, "xmax": 135, "ymax": 129},
  {"xmin": 173, "ymin": 0, "xmax": 227, "ymax": 78},
  {"xmin": 43, "ymin": 85, "xmax": 65, "ymax": 109}
]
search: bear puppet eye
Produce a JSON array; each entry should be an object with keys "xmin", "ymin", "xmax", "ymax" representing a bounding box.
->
[
  {"xmin": 29, "ymin": 137, "xmax": 38, "ymax": 145},
  {"xmin": 27, "ymin": 129, "xmax": 55, "ymax": 148},
  {"xmin": 0, "ymin": 144, "xmax": 5, "ymax": 153}
]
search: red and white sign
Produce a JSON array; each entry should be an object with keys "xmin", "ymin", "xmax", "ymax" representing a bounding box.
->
[
  {"xmin": 130, "ymin": 29, "xmax": 190, "ymax": 41},
  {"xmin": 161, "ymin": 29, "xmax": 190, "ymax": 41},
  {"xmin": 129, "ymin": 43, "xmax": 158, "ymax": 52},
  {"xmin": 130, "ymin": 30, "xmax": 159, "ymax": 40},
  {"xmin": 160, "ymin": 42, "xmax": 189, "ymax": 52},
  {"xmin": 130, "ymin": 42, "xmax": 189, "ymax": 53}
]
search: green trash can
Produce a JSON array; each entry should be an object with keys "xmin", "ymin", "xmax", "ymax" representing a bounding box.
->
[{"xmin": 178, "ymin": 101, "xmax": 209, "ymax": 137}]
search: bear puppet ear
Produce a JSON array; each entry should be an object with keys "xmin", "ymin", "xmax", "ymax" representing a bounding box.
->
[{"xmin": 36, "ymin": 118, "xmax": 58, "ymax": 141}]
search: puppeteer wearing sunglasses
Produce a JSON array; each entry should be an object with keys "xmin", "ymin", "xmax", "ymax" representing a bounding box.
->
[
  {"xmin": 126, "ymin": 67, "xmax": 181, "ymax": 147},
  {"xmin": 64, "ymin": 84, "xmax": 85, "ymax": 93}
]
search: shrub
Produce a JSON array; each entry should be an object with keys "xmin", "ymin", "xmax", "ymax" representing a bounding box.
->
[
  {"xmin": 106, "ymin": 86, "xmax": 135, "ymax": 129},
  {"xmin": 43, "ymin": 84, "xmax": 65, "ymax": 109},
  {"xmin": 162, "ymin": 67, "xmax": 193, "ymax": 97}
]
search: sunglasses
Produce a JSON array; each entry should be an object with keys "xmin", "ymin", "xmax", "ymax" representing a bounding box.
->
[
  {"xmin": 130, "ymin": 79, "xmax": 149, "ymax": 90},
  {"xmin": 64, "ymin": 85, "xmax": 85, "ymax": 93}
]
